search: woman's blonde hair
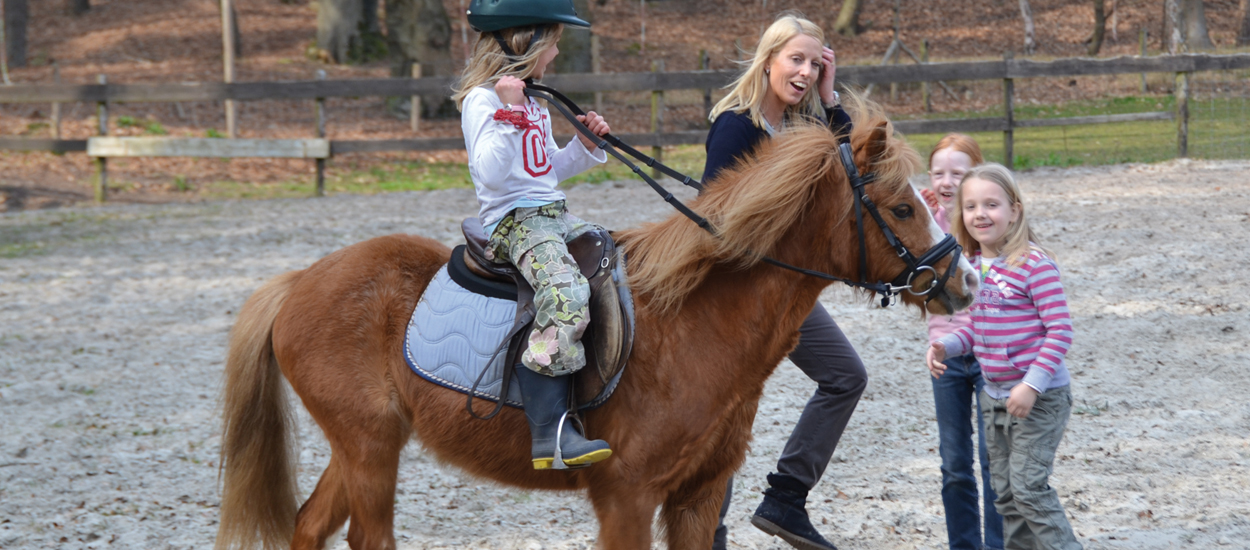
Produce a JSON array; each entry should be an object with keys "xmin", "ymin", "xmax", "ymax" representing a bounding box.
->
[
  {"xmin": 709, "ymin": 13, "xmax": 826, "ymax": 128},
  {"xmin": 951, "ymin": 163, "xmax": 1052, "ymax": 266},
  {"xmin": 452, "ymin": 24, "xmax": 564, "ymax": 110}
]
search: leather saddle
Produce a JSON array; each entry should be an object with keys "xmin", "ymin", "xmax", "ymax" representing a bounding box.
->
[{"xmin": 454, "ymin": 218, "xmax": 635, "ymax": 409}]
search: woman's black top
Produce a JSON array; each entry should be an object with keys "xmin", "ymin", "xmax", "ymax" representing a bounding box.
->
[{"xmin": 701, "ymin": 105, "xmax": 853, "ymax": 187}]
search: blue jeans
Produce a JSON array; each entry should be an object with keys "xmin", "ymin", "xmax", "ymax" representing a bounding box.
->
[{"xmin": 932, "ymin": 354, "xmax": 1003, "ymax": 550}]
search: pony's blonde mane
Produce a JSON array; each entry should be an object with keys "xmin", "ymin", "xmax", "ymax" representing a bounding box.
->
[{"xmin": 619, "ymin": 98, "xmax": 920, "ymax": 314}]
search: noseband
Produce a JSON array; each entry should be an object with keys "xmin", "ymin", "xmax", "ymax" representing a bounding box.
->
[
  {"xmin": 523, "ymin": 83, "xmax": 963, "ymax": 307},
  {"xmin": 836, "ymin": 143, "xmax": 963, "ymax": 306}
]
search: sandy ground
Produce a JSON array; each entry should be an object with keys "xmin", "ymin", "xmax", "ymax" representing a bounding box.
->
[{"xmin": 1, "ymin": 160, "xmax": 1249, "ymax": 550}]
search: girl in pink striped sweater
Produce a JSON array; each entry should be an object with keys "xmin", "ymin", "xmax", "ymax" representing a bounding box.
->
[{"xmin": 926, "ymin": 163, "xmax": 1082, "ymax": 550}]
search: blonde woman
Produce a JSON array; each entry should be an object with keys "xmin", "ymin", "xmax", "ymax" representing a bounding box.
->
[
  {"xmin": 453, "ymin": 0, "xmax": 613, "ymax": 470},
  {"xmin": 704, "ymin": 14, "xmax": 860, "ymax": 550}
]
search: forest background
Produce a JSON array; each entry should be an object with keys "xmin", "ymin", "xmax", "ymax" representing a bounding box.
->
[{"xmin": 1, "ymin": 0, "xmax": 1249, "ymax": 209}]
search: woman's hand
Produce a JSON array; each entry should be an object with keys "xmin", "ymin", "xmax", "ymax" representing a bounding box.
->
[
  {"xmin": 926, "ymin": 342, "xmax": 947, "ymax": 379},
  {"xmin": 576, "ymin": 111, "xmax": 610, "ymax": 150},
  {"xmin": 495, "ymin": 76, "xmax": 527, "ymax": 108},
  {"xmin": 1007, "ymin": 384, "xmax": 1038, "ymax": 418},
  {"xmin": 818, "ymin": 46, "xmax": 838, "ymax": 107}
]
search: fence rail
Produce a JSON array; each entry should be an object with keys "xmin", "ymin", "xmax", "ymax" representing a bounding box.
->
[
  {"xmin": 2, "ymin": 53, "xmax": 1248, "ymax": 200},
  {"xmin": 1, "ymin": 54, "xmax": 1247, "ymax": 103}
]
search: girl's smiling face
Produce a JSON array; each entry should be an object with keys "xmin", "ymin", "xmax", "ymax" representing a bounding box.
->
[
  {"xmin": 961, "ymin": 176, "xmax": 1020, "ymax": 257},
  {"xmin": 767, "ymin": 35, "xmax": 823, "ymax": 106},
  {"xmin": 929, "ymin": 147, "xmax": 973, "ymax": 210}
]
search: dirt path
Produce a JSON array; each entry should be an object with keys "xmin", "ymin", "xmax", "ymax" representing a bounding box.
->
[{"xmin": 1, "ymin": 160, "xmax": 1248, "ymax": 549}]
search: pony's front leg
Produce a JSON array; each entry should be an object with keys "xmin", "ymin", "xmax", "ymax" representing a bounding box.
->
[
  {"xmin": 660, "ymin": 477, "xmax": 730, "ymax": 550},
  {"xmin": 588, "ymin": 482, "xmax": 660, "ymax": 550}
]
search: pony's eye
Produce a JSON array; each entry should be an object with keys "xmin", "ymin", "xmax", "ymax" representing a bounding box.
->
[{"xmin": 892, "ymin": 204, "xmax": 914, "ymax": 219}]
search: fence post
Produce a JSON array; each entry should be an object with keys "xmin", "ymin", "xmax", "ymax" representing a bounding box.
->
[
  {"xmin": 592, "ymin": 34, "xmax": 603, "ymax": 115},
  {"xmin": 700, "ymin": 49, "xmax": 712, "ymax": 123},
  {"xmin": 221, "ymin": 0, "xmax": 237, "ymax": 138},
  {"xmin": 51, "ymin": 63, "xmax": 61, "ymax": 140},
  {"xmin": 315, "ymin": 69, "xmax": 327, "ymax": 197},
  {"xmin": 410, "ymin": 63, "xmax": 421, "ymax": 133},
  {"xmin": 1002, "ymin": 52, "xmax": 1015, "ymax": 170},
  {"xmin": 1139, "ymin": 28, "xmax": 1148, "ymax": 93},
  {"xmin": 1175, "ymin": 71, "xmax": 1189, "ymax": 158},
  {"xmin": 650, "ymin": 59, "xmax": 664, "ymax": 177},
  {"xmin": 95, "ymin": 74, "xmax": 108, "ymax": 203},
  {"xmin": 921, "ymin": 39, "xmax": 932, "ymax": 113}
]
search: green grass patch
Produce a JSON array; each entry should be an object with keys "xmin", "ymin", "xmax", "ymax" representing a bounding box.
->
[
  {"xmin": 0, "ymin": 241, "xmax": 45, "ymax": 259},
  {"xmin": 899, "ymin": 96, "xmax": 1250, "ymax": 169}
]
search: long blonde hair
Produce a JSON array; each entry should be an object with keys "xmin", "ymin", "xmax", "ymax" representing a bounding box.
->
[
  {"xmin": 452, "ymin": 24, "xmax": 564, "ymax": 110},
  {"xmin": 709, "ymin": 14, "xmax": 826, "ymax": 128},
  {"xmin": 951, "ymin": 163, "xmax": 1052, "ymax": 266}
]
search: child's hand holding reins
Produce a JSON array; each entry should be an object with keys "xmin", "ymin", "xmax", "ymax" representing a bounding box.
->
[
  {"xmin": 495, "ymin": 76, "xmax": 527, "ymax": 108},
  {"xmin": 926, "ymin": 342, "xmax": 947, "ymax": 379},
  {"xmin": 575, "ymin": 112, "xmax": 610, "ymax": 151}
]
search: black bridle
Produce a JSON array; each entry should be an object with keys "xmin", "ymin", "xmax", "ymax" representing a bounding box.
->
[{"xmin": 523, "ymin": 83, "xmax": 963, "ymax": 307}]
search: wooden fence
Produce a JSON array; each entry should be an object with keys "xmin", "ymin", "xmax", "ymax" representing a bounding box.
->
[{"xmin": 1, "ymin": 53, "xmax": 1248, "ymax": 200}]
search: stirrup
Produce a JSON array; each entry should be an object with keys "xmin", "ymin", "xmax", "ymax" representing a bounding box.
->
[{"xmin": 533, "ymin": 410, "xmax": 612, "ymax": 470}]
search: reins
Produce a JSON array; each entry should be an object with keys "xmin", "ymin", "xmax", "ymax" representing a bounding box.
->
[{"xmin": 523, "ymin": 83, "xmax": 961, "ymax": 306}]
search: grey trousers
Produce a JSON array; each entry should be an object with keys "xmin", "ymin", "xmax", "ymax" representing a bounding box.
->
[
  {"xmin": 714, "ymin": 304, "xmax": 868, "ymax": 545},
  {"xmin": 982, "ymin": 386, "xmax": 1082, "ymax": 550}
]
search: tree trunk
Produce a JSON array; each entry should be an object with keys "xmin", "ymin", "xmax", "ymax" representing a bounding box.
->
[
  {"xmin": 833, "ymin": 0, "xmax": 862, "ymax": 37},
  {"xmin": 1238, "ymin": 0, "xmax": 1250, "ymax": 46},
  {"xmin": 1163, "ymin": 0, "xmax": 1182, "ymax": 53},
  {"xmin": 1181, "ymin": 0, "xmax": 1214, "ymax": 50},
  {"xmin": 220, "ymin": 0, "xmax": 242, "ymax": 59},
  {"xmin": 3, "ymin": 0, "xmax": 27, "ymax": 68},
  {"xmin": 554, "ymin": 0, "xmax": 594, "ymax": 103},
  {"xmin": 386, "ymin": 0, "xmax": 454, "ymax": 117},
  {"xmin": 317, "ymin": 0, "xmax": 363, "ymax": 63},
  {"xmin": 66, "ymin": 0, "xmax": 89, "ymax": 16},
  {"xmin": 1088, "ymin": 0, "xmax": 1106, "ymax": 55},
  {"xmin": 1018, "ymin": 0, "xmax": 1036, "ymax": 55}
]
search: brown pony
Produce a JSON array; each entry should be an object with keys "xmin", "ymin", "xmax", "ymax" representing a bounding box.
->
[{"xmin": 215, "ymin": 108, "xmax": 978, "ymax": 550}]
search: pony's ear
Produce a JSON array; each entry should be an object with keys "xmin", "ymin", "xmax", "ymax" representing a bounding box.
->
[{"xmin": 862, "ymin": 120, "xmax": 891, "ymax": 165}]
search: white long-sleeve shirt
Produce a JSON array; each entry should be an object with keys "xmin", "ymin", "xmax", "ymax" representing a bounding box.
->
[{"xmin": 461, "ymin": 85, "xmax": 607, "ymax": 227}]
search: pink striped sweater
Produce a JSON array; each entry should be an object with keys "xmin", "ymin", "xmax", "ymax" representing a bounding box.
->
[{"xmin": 935, "ymin": 246, "xmax": 1074, "ymax": 399}]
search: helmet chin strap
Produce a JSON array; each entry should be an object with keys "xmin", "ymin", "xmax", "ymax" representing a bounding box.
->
[{"xmin": 492, "ymin": 26, "xmax": 546, "ymax": 61}]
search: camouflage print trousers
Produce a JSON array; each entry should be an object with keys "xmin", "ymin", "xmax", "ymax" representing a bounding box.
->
[{"xmin": 488, "ymin": 201, "xmax": 594, "ymax": 376}]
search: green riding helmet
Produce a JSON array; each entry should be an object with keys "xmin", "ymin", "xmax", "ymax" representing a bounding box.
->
[{"xmin": 466, "ymin": 0, "xmax": 590, "ymax": 33}]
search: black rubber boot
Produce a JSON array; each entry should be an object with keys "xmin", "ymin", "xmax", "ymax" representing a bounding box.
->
[
  {"xmin": 750, "ymin": 473, "xmax": 838, "ymax": 550},
  {"xmin": 514, "ymin": 366, "xmax": 612, "ymax": 470}
]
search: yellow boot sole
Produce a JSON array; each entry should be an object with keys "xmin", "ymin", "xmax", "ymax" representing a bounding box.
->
[{"xmin": 532, "ymin": 448, "xmax": 613, "ymax": 470}]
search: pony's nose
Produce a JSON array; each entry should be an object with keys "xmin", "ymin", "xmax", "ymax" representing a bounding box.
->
[{"xmin": 964, "ymin": 270, "xmax": 979, "ymax": 291}]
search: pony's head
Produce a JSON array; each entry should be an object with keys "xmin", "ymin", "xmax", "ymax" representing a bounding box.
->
[
  {"xmin": 836, "ymin": 100, "xmax": 978, "ymax": 315},
  {"xmin": 621, "ymin": 97, "xmax": 976, "ymax": 316}
]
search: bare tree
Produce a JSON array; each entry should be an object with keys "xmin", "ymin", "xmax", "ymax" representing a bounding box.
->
[
  {"xmin": 3, "ymin": 0, "xmax": 26, "ymax": 68},
  {"xmin": 317, "ymin": 0, "xmax": 388, "ymax": 64},
  {"xmin": 1163, "ymin": 0, "xmax": 1183, "ymax": 53},
  {"xmin": 1018, "ymin": 0, "xmax": 1037, "ymax": 55},
  {"xmin": 1088, "ymin": 0, "xmax": 1107, "ymax": 55},
  {"xmin": 1180, "ymin": 0, "xmax": 1214, "ymax": 50},
  {"xmin": 554, "ymin": 0, "xmax": 593, "ymax": 75},
  {"xmin": 1239, "ymin": 0, "xmax": 1250, "ymax": 46},
  {"xmin": 220, "ymin": 0, "xmax": 242, "ymax": 59},
  {"xmin": 386, "ymin": 0, "xmax": 455, "ymax": 116},
  {"xmin": 833, "ymin": 0, "xmax": 862, "ymax": 37},
  {"xmin": 66, "ymin": 0, "xmax": 89, "ymax": 16}
]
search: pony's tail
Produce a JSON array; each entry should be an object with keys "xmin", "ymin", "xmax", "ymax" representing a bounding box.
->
[{"xmin": 215, "ymin": 270, "xmax": 303, "ymax": 550}]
